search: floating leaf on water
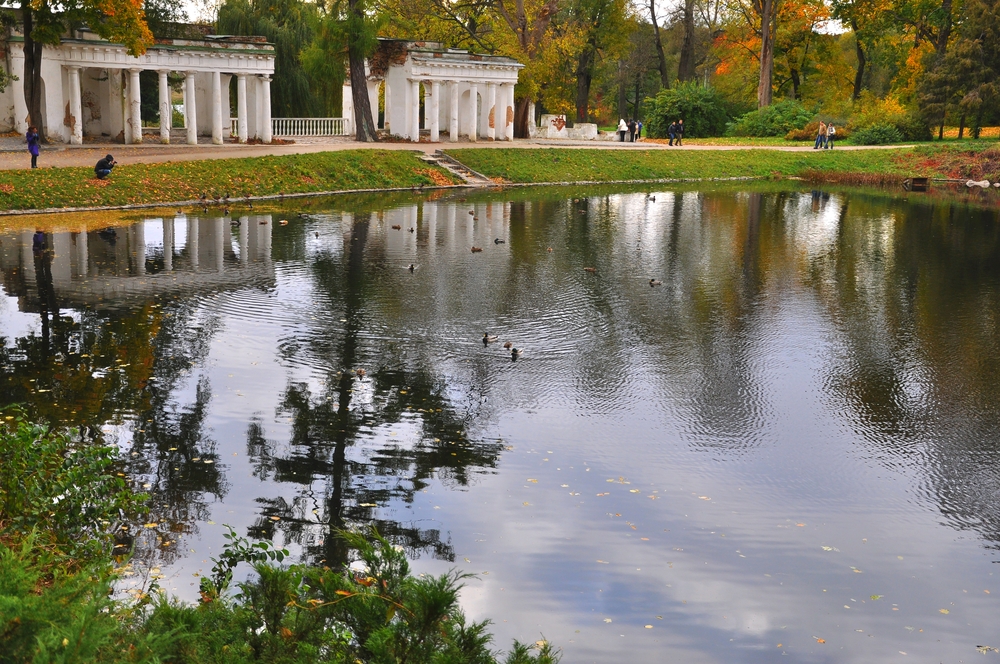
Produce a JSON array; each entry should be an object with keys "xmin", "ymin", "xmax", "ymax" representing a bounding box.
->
[
  {"xmin": 603, "ymin": 618, "xmax": 612, "ymax": 623},
  {"xmin": 630, "ymin": 489, "xmax": 640, "ymax": 493},
  {"xmin": 523, "ymin": 502, "xmax": 530, "ymax": 506},
  {"xmin": 596, "ymin": 560, "xmax": 609, "ymax": 564},
  {"xmin": 822, "ymin": 546, "xmax": 833, "ymax": 551},
  {"xmin": 939, "ymin": 608, "xmax": 950, "ymax": 614},
  {"xmin": 976, "ymin": 646, "xmax": 999, "ymax": 654},
  {"xmin": 699, "ymin": 496, "xmax": 710, "ymax": 500},
  {"xmin": 871, "ymin": 595, "xmax": 883, "ymax": 600},
  {"xmin": 270, "ymin": 516, "xmax": 280, "ymax": 521},
  {"xmin": 561, "ymin": 484, "xmax": 569, "ymax": 488},
  {"xmin": 360, "ymin": 503, "xmax": 377, "ymax": 507},
  {"xmin": 144, "ymin": 523, "xmax": 158, "ymax": 528},
  {"xmin": 816, "ymin": 638, "xmax": 826, "ymax": 644},
  {"xmin": 644, "ymin": 625, "xmax": 653, "ymax": 629},
  {"xmin": 527, "ymin": 479, "xmax": 538, "ymax": 483}
]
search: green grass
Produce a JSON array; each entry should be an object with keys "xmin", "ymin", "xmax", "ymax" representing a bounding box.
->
[
  {"xmin": 0, "ymin": 150, "xmax": 457, "ymax": 212},
  {"xmin": 447, "ymin": 146, "xmax": 925, "ymax": 183}
]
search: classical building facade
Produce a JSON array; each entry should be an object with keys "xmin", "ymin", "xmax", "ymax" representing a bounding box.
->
[
  {"xmin": 343, "ymin": 41, "xmax": 523, "ymax": 142},
  {"xmin": 1, "ymin": 27, "xmax": 275, "ymax": 144}
]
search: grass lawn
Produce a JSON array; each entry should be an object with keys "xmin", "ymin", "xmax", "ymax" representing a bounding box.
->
[
  {"xmin": 447, "ymin": 146, "xmax": 923, "ymax": 183},
  {"xmin": 0, "ymin": 150, "xmax": 458, "ymax": 212}
]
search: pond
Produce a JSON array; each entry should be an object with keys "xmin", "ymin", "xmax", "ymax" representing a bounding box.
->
[{"xmin": 2, "ymin": 185, "xmax": 999, "ymax": 662}]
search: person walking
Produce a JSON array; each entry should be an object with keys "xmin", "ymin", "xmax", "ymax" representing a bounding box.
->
[
  {"xmin": 814, "ymin": 121, "xmax": 827, "ymax": 149},
  {"xmin": 825, "ymin": 123, "xmax": 836, "ymax": 149},
  {"xmin": 627, "ymin": 119, "xmax": 636, "ymax": 142},
  {"xmin": 636, "ymin": 120, "xmax": 643, "ymax": 141},
  {"xmin": 668, "ymin": 120, "xmax": 678, "ymax": 146},
  {"xmin": 618, "ymin": 118, "xmax": 628, "ymax": 142},
  {"xmin": 676, "ymin": 119, "xmax": 684, "ymax": 146},
  {"xmin": 26, "ymin": 126, "xmax": 40, "ymax": 169}
]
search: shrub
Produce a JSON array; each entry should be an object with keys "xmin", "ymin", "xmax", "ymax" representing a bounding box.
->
[
  {"xmin": 727, "ymin": 100, "xmax": 813, "ymax": 137},
  {"xmin": 851, "ymin": 93, "xmax": 931, "ymax": 142},
  {"xmin": 644, "ymin": 82, "xmax": 730, "ymax": 138},
  {"xmin": 851, "ymin": 123, "xmax": 904, "ymax": 145}
]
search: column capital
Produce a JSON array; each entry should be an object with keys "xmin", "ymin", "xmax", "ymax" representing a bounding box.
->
[
  {"xmin": 129, "ymin": 67, "xmax": 142, "ymax": 74},
  {"xmin": 65, "ymin": 64, "xmax": 81, "ymax": 72}
]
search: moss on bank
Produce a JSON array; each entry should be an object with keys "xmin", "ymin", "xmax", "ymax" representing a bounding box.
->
[{"xmin": 0, "ymin": 150, "xmax": 458, "ymax": 212}]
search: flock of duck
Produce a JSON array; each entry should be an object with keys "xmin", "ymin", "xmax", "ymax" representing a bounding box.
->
[{"xmin": 483, "ymin": 333, "xmax": 523, "ymax": 361}]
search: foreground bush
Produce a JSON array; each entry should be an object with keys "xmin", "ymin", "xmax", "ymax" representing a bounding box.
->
[
  {"xmin": 644, "ymin": 82, "xmax": 730, "ymax": 139},
  {"xmin": 851, "ymin": 94, "xmax": 931, "ymax": 142},
  {"xmin": 0, "ymin": 412, "xmax": 559, "ymax": 664},
  {"xmin": 851, "ymin": 124, "xmax": 905, "ymax": 145},
  {"xmin": 727, "ymin": 100, "xmax": 813, "ymax": 137}
]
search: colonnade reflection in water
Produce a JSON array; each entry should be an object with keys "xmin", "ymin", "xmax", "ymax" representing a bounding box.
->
[{"xmin": 2, "ymin": 190, "xmax": 1000, "ymax": 661}]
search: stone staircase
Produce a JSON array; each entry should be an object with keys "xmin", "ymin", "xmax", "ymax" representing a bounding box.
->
[{"xmin": 420, "ymin": 150, "xmax": 494, "ymax": 186}]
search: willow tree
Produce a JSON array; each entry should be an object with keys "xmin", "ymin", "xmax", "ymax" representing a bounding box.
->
[
  {"xmin": 19, "ymin": 0, "xmax": 152, "ymax": 135},
  {"xmin": 217, "ymin": 0, "xmax": 320, "ymax": 117}
]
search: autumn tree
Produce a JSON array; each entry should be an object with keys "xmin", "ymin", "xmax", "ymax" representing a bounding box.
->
[
  {"xmin": 570, "ymin": 0, "xmax": 631, "ymax": 121},
  {"xmin": 19, "ymin": 0, "xmax": 152, "ymax": 136}
]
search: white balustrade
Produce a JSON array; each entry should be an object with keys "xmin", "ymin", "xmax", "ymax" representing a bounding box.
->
[{"xmin": 270, "ymin": 118, "xmax": 348, "ymax": 137}]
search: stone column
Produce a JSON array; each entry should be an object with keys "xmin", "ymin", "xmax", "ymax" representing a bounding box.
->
[
  {"xmin": 163, "ymin": 217, "xmax": 174, "ymax": 271},
  {"xmin": 449, "ymin": 81, "xmax": 459, "ymax": 142},
  {"xmin": 128, "ymin": 68, "xmax": 142, "ymax": 144},
  {"xmin": 486, "ymin": 82, "xmax": 496, "ymax": 141},
  {"xmin": 366, "ymin": 80, "xmax": 380, "ymax": 129},
  {"xmin": 260, "ymin": 76, "xmax": 272, "ymax": 143},
  {"xmin": 383, "ymin": 81, "xmax": 391, "ymax": 132},
  {"xmin": 185, "ymin": 72, "xmax": 198, "ymax": 145},
  {"xmin": 158, "ymin": 70, "xmax": 171, "ymax": 144},
  {"xmin": 504, "ymin": 83, "xmax": 516, "ymax": 141},
  {"xmin": 188, "ymin": 217, "xmax": 200, "ymax": 270},
  {"xmin": 410, "ymin": 79, "xmax": 420, "ymax": 142},
  {"xmin": 211, "ymin": 71, "xmax": 223, "ymax": 145},
  {"xmin": 238, "ymin": 217, "xmax": 249, "ymax": 264},
  {"xmin": 67, "ymin": 66, "xmax": 83, "ymax": 145},
  {"xmin": 11, "ymin": 53, "xmax": 28, "ymax": 133},
  {"xmin": 429, "ymin": 81, "xmax": 440, "ymax": 142},
  {"xmin": 74, "ymin": 230, "xmax": 88, "ymax": 277},
  {"xmin": 237, "ymin": 74, "xmax": 249, "ymax": 143},
  {"xmin": 467, "ymin": 83, "xmax": 478, "ymax": 141}
]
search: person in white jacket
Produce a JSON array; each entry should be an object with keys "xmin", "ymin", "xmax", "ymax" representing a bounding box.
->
[
  {"xmin": 826, "ymin": 124, "xmax": 836, "ymax": 149},
  {"xmin": 618, "ymin": 119, "xmax": 628, "ymax": 142}
]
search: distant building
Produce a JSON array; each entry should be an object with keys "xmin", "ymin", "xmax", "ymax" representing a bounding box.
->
[{"xmin": 1, "ymin": 18, "xmax": 276, "ymax": 144}]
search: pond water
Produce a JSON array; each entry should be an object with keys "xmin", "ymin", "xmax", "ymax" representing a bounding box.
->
[{"xmin": 2, "ymin": 186, "xmax": 1000, "ymax": 662}]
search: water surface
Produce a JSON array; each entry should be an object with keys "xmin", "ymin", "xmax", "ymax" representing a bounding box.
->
[{"xmin": 2, "ymin": 186, "xmax": 1000, "ymax": 662}]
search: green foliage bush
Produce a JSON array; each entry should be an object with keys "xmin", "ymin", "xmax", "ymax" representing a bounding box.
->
[
  {"xmin": 644, "ymin": 82, "xmax": 730, "ymax": 138},
  {"xmin": 0, "ymin": 413, "xmax": 561, "ymax": 664},
  {"xmin": 851, "ymin": 124, "xmax": 905, "ymax": 145},
  {"xmin": 727, "ymin": 100, "xmax": 814, "ymax": 137}
]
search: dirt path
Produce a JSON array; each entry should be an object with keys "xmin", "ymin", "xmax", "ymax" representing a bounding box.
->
[{"xmin": 0, "ymin": 135, "xmax": 913, "ymax": 171}]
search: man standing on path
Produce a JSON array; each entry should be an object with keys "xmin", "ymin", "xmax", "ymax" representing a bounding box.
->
[
  {"xmin": 628, "ymin": 119, "xmax": 636, "ymax": 142},
  {"xmin": 815, "ymin": 121, "xmax": 827, "ymax": 149},
  {"xmin": 668, "ymin": 120, "xmax": 678, "ymax": 146},
  {"xmin": 676, "ymin": 119, "xmax": 684, "ymax": 146}
]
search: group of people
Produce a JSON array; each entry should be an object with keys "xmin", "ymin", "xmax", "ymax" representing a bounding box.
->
[
  {"xmin": 617, "ymin": 118, "xmax": 643, "ymax": 142},
  {"xmin": 814, "ymin": 121, "xmax": 837, "ymax": 149},
  {"xmin": 666, "ymin": 119, "xmax": 685, "ymax": 146},
  {"xmin": 24, "ymin": 127, "xmax": 116, "ymax": 178}
]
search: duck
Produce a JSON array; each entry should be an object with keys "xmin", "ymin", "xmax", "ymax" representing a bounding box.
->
[
  {"xmin": 112, "ymin": 524, "xmax": 134, "ymax": 560},
  {"xmin": 279, "ymin": 219, "xmax": 289, "ymax": 226},
  {"xmin": 547, "ymin": 247, "xmax": 553, "ymax": 252},
  {"xmin": 584, "ymin": 267, "xmax": 597, "ymax": 273},
  {"xmin": 391, "ymin": 224, "xmax": 402, "ymax": 230},
  {"xmin": 648, "ymin": 195, "xmax": 656, "ymax": 201},
  {"xmin": 511, "ymin": 348, "xmax": 523, "ymax": 360},
  {"xmin": 649, "ymin": 279, "xmax": 662, "ymax": 286},
  {"xmin": 483, "ymin": 333, "xmax": 498, "ymax": 343},
  {"xmin": 355, "ymin": 368, "xmax": 366, "ymax": 378},
  {"xmin": 314, "ymin": 232, "xmax": 320, "ymax": 238},
  {"xmin": 494, "ymin": 238, "xmax": 505, "ymax": 244},
  {"xmin": 503, "ymin": 341, "xmax": 512, "ymax": 349},
  {"xmin": 223, "ymin": 207, "xmax": 230, "ymax": 216},
  {"xmin": 408, "ymin": 264, "xmax": 415, "ymax": 272},
  {"xmin": 230, "ymin": 219, "xmax": 241, "ymax": 227},
  {"xmin": 409, "ymin": 227, "xmax": 415, "ymax": 233},
  {"xmin": 176, "ymin": 208, "xmax": 184, "ymax": 216},
  {"xmin": 468, "ymin": 210, "xmax": 475, "ymax": 215},
  {"xmin": 471, "ymin": 246, "xmax": 483, "ymax": 253}
]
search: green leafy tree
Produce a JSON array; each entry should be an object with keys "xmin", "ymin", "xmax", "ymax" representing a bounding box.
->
[{"xmin": 644, "ymin": 80, "xmax": 730, "ymax": 137}]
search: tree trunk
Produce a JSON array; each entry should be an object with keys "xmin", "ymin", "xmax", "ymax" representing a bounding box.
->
[
  {"xmin": 756, "ymin": 0, "xmax": 775, "ymax": 108},
  {"xmin": 515, "ymin": 96, "xmax": 532, "ymax": 138},
  {"xmin": 957, "ymin": 111, "xmax": 965, "ymax": 139},
  {"xmin": 348, "ymin": 0, "xmax": 378, "ymax": 142},
  {"xmin": 22, "ymin": 3, "xmax": 44, "ymax": 137},
  {"xmin": 617, "ymin": 61, "xmax": 627, "ymax": 120},
  {"xmin": 677, "ymin": 0, "xmax": 697, "ymax": 82},
  {"xmin": 852, "ymin": 21, "xmax": 866, "ymax": 100},
  {"xmin": 789, "ymin": 68, "xmax": 800, "ymax": 99},
  {"xmin": 575, "ymin": 45, "xmax": 595, "ymax": 122},
  {"xmin": 649, "ymin": 0, "xmax": 670, "ymax": 88},
  {"xmin": 935, "ymin": 0, "xmax": 953, "ymax": 60}
]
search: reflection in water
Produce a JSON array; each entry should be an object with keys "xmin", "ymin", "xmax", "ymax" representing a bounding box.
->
[{"xmin": 2, "ymin": 189, "xmax": 1000, "ymax": 661}]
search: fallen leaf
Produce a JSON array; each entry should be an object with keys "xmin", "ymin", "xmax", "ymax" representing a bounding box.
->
[
  {"xmin": 644, "ymin": 625, "xmax": 653, "ymax": 629},
  {"xmin": 270, "ymin": 516, "xmax": 280, "ymax": 521},
  {"xmin": 816, "ymin": 638, "xmax": 826, "ymax": 644},
  {"xmin": 939, "ymin": 608, "xmax": 950, "ymax": 614},
  {"xmin": 523, "ymin": 502, "xmax": 530, "ymax": 506},
  {"xmin": 797, "ymin": 523, "xmax": 806, "ymax": 527},
  {"xmin": 776, "ymin": 643, "xmax": 782, "ymax": 648},
  {"xmin": 630, "ymin": 489, "xmax": 640, "ymax": 493},
  {"xmin": 144, "ymin": 523, "xmax": 158, "ymax": 528},
  {"xmin": 603, "ymin": 618, "xmax": 612, "ymax": 623},
  {"xmin": 871, "ymin": 595, "xmax": 883, "ymax": 600},
  {"xmin": 822, "ymin": 546, "xmax": 833, "ymax": 551},
  {"xmin": 527, "ymin": 479, "xmax": 538, "ymax": 483}
]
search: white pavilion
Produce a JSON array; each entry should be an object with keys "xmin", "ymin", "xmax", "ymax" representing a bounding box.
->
[
  {"xmin": 0, "ymin": 26, "xmax": 276, "ymax": 144},
  {"xmin": 343, "ymin": 40, "xmax": 523, "ymax": 142}
]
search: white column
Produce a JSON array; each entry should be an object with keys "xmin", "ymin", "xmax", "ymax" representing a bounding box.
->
[
  {"xmin": 211, "ymin": 70, "xmax": 223, "ymax": 145},
  {"xmin": 237, "ymin": 74, "xmax": 248, "ymax": 143},
  {"xmin": 429, "ymin": 81, "xmax": 440, "ymax": 142},
  {"xmin": 67, "ymin": 66, "xmax": 83, "ymax": 145},
  {"xmin": 486, "ymin": 82, "xmax": 496, "ymax": 141},
  {"xmin": 366, "ymin": 80, "xmax": 380, "ymax": 129},
  {"xmin": 260, "ymin": 76, "xmax": 272, "ymax": 143},
  {"xmin": 185, "ymin": 72, "xmax": 198, "ymax": 145},
  {"xmin": 11, "ymin": 55, "xmax": 28, "ymax": 133},
  {"xmin": 239, "ymin": 217, "xmax": 249, "ymax": 264},
  {"xmin": 504, "ymin": 83, "xmax": 516, "ymax": 141},
  {"xmin": 163, "ymin": 217, "xmax": 174, "ymax": 271},
  {"xmin": 449, "ymin": 81, "xmax": 459, "ymax": 142},
  {"xmin": 74, "ymin": 230, "xmax": 88, "ymax": 276},
  {"xmin": 128, "ymin": 68, "xmax": 142, "ymax": 144},
  {"xmin": 410, "ymin": 79, "xmax": 420, "ymax": 142},
  {"xmin": 158, "ymin": 70, "xmax": 171, "ymax": 144},
  {"xmin": 467, "ymin": 82, "xmax": 478, "ymax": 141},
  {"xmin": 188, "ymin": 217, "xmax": 200, "ymax": 270}
]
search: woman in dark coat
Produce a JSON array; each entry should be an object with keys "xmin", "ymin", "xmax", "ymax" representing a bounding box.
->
[{"xmin": 26, "ymin": 126, "xmax": 40, "ymax": 169}]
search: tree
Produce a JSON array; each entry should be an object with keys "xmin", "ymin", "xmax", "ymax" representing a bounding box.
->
[
  {"xmin": 18, "ymin": 0, "xmax": 152, "ymax": 137},
  {"xmin": 648, "ymin": 0, "xmax": 671, "ymax": 87},
  {"xmin": 677, "ymin": 0, "xmax": 697, "ymax": 81},
  {"xmin": 570, "ymin": 0, "xmax": 630, "ymax": 121}
]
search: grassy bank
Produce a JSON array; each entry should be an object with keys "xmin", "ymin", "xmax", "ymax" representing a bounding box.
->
[
  {"xmin": 0, "ymin": 150, "xmax": 458, "ymax": 212},
  {"xmin": 448, "ymin": 143, "xmax": 1000, "ymax": 185}
]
